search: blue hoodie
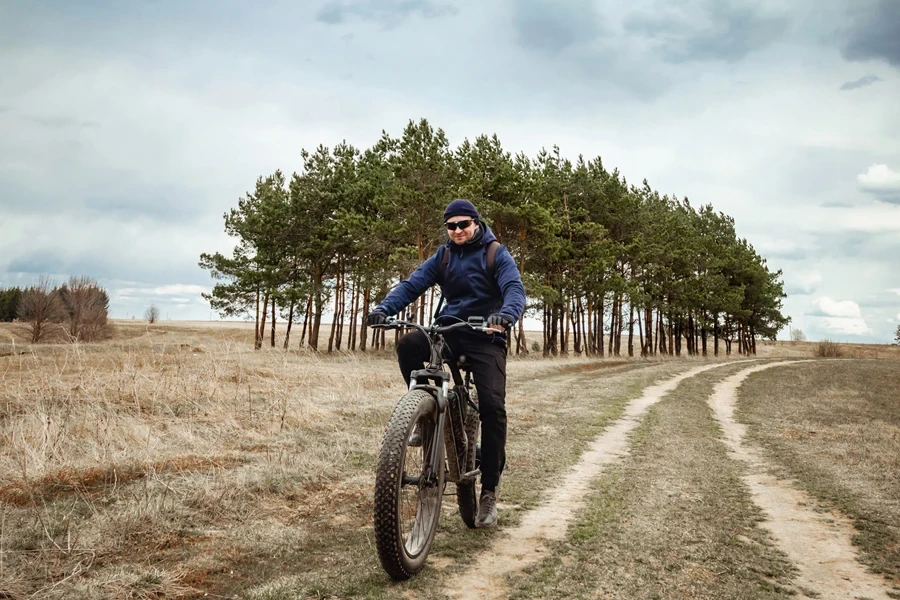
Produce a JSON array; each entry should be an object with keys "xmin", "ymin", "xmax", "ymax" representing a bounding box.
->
[{"xmin": 375, "ymin": 222, "xmax": 526, "ymax": 335}]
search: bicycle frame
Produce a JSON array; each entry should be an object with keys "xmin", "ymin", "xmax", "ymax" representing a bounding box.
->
[{"xmin": 374, "ymin": 316, "xmax": 492, "ymax": 483}]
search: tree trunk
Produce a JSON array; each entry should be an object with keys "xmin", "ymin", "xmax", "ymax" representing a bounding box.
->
[
  {"xmin": 675, "ymin": 317, "xmax": 683, "ymax": 356},
  {"xmin": 517, "ymin": 316, "xmax": 527, "ymax": 355},
  {"xmin": 256, "ymin": 291, "xmax": 269, "ymax": 350},
  {"xmin": 549, "ymin": 304, "xmax": 559, "ymax": 356},
  {"xmin": 300, "ymin": 294, "xmax": 312, "ymax": 348},
  {"xmin": 713, "ymin": 317, "xmax": 719, "ymax": 357},
  {"xmin": 310, "ymin": 279, "xmax": 323, "ymax": 352},
  {"xmin": 668, "ymin": 314, "xmax": 675, "ymax": 356},
  {"xmin": 254, "ymin": 287, "xmax": 261, "ymax": 349},
  {"xmin": 574, "ymin": 296, "xmax": 583, "ymax": 354},
  {"xmin": 283, "ymin": 299, "xmax": 295, "ymax": 350},
  {"xmin": 627, "ymin": 300, "xmax": 634, "ymax": 357},
  {"xmin": 359, "ymin": 286, "xmax": 370, "ymax": 352},
  {"xmin": 328, "ymin": 278, "xmax": 339, "ymax": 353},
  {"xmin": 614, "ymin": 295, "xmax": 623, "ymax": 356},
  {"xmin": 608, "ymin": 295, "xmax": 616, "ymax": 356},
  {"xmin": 335, "ymin": 262, "xmax": 344, "ymax": 351},
  {"xmin": 270, "ymin": 296, "xmax": 276, "ymax": 348},
  {"xmin": 349, "ymin": 279, "xmax": 359, "ymax": 351},
  {"xmin": 637, "ymin": 304, "xmax": 645, "ymax": 357},
  {"xmin": 597, "ymin": 295, "xmax": 605, "ymax": 357}
]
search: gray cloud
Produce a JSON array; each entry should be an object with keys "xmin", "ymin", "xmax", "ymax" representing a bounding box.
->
[
  {"xmin": 1, "ymin": 0, "xmax": 898, "ymax": 328},
  {"xmin": 0, "ymin": 172, "xmax": 206, "ymax": 224},
  {"xmin": 624, "ymin": 2, "xmax": 790, "ymax": 63},
  {"xmin": 511, "ymin": 0, "xmax": 602, "ymax": 56},
  {"xmin": 839, "ymin": 74, "xmax": 882, "ymax": 91},
  {"xmin": 316, "ymin": 0, "xmax": 457, "ymax": 27},
  {"xmin": 769, "ymin": 248, "xmax": 808, "ymax": 262},
  {"xmin": 812, "ymin": 229, "xmax": 900, "ymax": 262},
  {"xmin": 5, "ymin": 247, "xmax": 213, "ymax": 289},
  {"xmin": 23, "ymin": 115, "xmax": 102, "ymax": 129},
  {"xmin": 842, "ymin": 0, "xmax": 900, "ymax": 68}
]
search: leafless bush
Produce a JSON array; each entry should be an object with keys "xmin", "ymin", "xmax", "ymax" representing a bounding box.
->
[
  {"xmin": 57, "ymin": 275, "xmax": 113, "ymax": 342},
  {"xmin": 145, "ymin": 304, "xmax": 160, "ymax": 323},
  {"xmin": 790, "ymin": 327, "xmax": 806, "ymax": 342},
  {"xmin": 17, "ymin": 275, "xmax": 66, "ymax": 343},
  {"xmin": 815, "ymin": 339, "xmax": 843, "ymax": 358}
]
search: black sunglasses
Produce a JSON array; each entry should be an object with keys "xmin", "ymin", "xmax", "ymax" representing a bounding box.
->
[{"xmin": 445, "ymin": 219, "xmax": 474, "ymax": 231}]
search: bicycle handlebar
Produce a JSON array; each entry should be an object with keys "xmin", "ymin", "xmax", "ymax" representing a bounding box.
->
[{"xmin": 370, "ymin": 317, "xmax": 496, "ymax": 336}]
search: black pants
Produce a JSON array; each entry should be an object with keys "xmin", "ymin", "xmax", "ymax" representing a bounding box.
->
[{"xmin": 396, "ymin": 330, "xmax": 507, "ymax": 491}]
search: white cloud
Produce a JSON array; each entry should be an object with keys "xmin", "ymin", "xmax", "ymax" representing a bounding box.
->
[
  {"xmin": 808, "ymin": 297, "xmax": 862, "ymax": 319},
  {"xmin": 805, "ymin": 297, "xmax": 870, "ymax": 337},
  {"xmin": 858, "ymin": 164, "xmax": 900, "ymax": 194},
  {"xmin": 890, "ymin": 288, "xmax": 900, "ymax": 295},
  {"xmin": 813, "ymin": 316, "xmax": 871, "ymax": 336},
  {"xmin": 151, "ymin": 284, "xmax": 208, "ymax": 296}
]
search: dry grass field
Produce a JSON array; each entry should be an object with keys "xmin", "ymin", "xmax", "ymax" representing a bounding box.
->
[{"xmin": 1, "ymin": 320, "xmax": 898, "ymax": 599}]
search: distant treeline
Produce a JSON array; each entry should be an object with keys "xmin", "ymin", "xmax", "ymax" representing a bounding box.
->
[
  {"xmin": 0, "ymin": 287, "xmax": 23, "ymax": 322},
  {"xmin": 0, "ymin": 276, "xmax": 112, "ymax": 343},
  {"xmin": 200, "ymin": 118, "xmax": 789, "ymax": 357}
]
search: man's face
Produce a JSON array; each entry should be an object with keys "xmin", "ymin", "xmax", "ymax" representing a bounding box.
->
[{"xmin": 446, "ymin": 216, "xmax": 478, "ymax": 245}]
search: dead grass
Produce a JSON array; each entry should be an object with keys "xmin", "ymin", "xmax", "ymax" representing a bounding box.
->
[
  {"xmin": 0, "ymin": 320, "xmax": 686, "ymax": 598},
  {"xmin": 506, "ymin": 362, "xmax": 801, "ymax": 599},
  {"xmin": 3, "ymin": 320, "xmax": 894, "ymax": 598},
  {"xmin": 814, "ymin": 339, "xmax": 844, "ymax": 357},
  {"xmin": 736, "ymin": 360, "xmax": 900, "ymax": 584}
]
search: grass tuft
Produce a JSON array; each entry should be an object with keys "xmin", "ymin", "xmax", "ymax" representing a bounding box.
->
[{"xmin": 815, "ymin": 340, "xmax": 843, "ymax": 357}]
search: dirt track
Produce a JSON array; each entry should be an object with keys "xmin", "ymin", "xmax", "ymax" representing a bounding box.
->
[
  {"xmin": 442, "ymin": 360, "xmax": 894, "ymax": 600},
  {"xmin": 442, "ymin": 362, "xmax": 741, "ymax": 600},
  {"xmin": 709, "ymin": 361, "xmax": 893, "ymax": 600}
]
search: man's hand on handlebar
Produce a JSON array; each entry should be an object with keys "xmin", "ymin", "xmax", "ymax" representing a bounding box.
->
[
  {"xmin": 367, "ymin": 309, "xmax": 388, "ymax": 327},
  {"xmin": 486, "ymin": 313, "xmax": 514, "ymax": 334}
]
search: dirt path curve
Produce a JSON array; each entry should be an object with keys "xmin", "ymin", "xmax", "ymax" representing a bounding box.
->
[
  {"xmin": 709, "ymin": 361, "xmax": 893, "ymax": 600},
  {"xmin": 442, "ymin": 361, "xmax": 742, "ymax": 600}
]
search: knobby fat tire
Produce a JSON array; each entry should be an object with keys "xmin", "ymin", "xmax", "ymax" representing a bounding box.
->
[{"xmin": 373, "ymin": 389, "xmax": 445, "ymax": 580}]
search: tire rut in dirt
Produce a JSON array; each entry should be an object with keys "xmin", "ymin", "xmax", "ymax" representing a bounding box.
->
[
  {"xmin": 373, "ymin": 388, "xmax": 445, "ymax": 580},
  {"xmin": 441, "ymin": 362, "xmax": 740, "ymax": 600}
]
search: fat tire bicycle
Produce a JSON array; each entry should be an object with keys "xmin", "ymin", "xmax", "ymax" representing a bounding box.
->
[{"xmin": 370, "ymin": 315, "xmax": 490, "ymax": 580}]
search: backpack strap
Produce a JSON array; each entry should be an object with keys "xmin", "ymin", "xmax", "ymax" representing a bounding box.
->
[
  {"xmin": 440, "ymin": 245, "xmax": 450, "ymax": 282},
  {"xmin": 485, "ymin": 240, "xmax": 500, "ymax": 281}
]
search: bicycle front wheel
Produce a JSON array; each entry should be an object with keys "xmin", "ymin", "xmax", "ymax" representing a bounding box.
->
[{"xmin": 373, "ymin": 388, "xmax": 445, "ymax": 580}]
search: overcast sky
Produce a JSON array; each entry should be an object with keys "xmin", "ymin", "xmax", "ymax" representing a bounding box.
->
[{"xmin": 1, "ymin": 0, "xmax": 898, "ymax": 342}]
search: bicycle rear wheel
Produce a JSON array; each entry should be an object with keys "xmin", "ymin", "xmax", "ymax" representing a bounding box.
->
[
  {"xmin": 456, "ymin": 386, "xmax": 481, "ymax": 528},
  {"xmin": 373, "ymin": 389, "xmax": 445, "ymax": 580}
]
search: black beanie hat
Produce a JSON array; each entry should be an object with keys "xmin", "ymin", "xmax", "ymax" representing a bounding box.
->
[{"xmin": 443, "ymin": 199, "xmax": 480, "ymax": 222}]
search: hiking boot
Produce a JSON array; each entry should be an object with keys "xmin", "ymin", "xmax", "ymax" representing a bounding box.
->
[
  {"xmin": 408, "ymin": 422, "xmax": 423, "ymax": 447},
  {"xmin": 475, "ymin": 489, "xmax": 497, "ymax": 528}
]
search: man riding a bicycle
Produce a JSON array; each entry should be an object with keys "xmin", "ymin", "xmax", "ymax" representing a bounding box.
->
[{"xmin": 367, "ymin": 198, "xmax": 526, "ymax": 528}]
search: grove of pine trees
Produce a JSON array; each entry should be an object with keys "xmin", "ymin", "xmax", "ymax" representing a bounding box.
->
[{"xmin": 200, "ymin": 118, "xmax": 789, "ymax": 357}]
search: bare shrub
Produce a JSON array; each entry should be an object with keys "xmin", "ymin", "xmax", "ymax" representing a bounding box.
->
[
  {"xmin": 17, "ymin": 275, "xmax": 66, "ymax": 343},
  {"xmin": 815, "ymin": 339, "xmax": 843, "ymax": 357},
  {"xmin": 145, "ymin": 304, "xmax": 160, "ymax": 323},
  {"xmin": 790, "ymin": 327, "xmax": 806, "ymax": 342},
  {"xmin": 57, "ymin": 275, "xmax": 113, "ymax": 342}
]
